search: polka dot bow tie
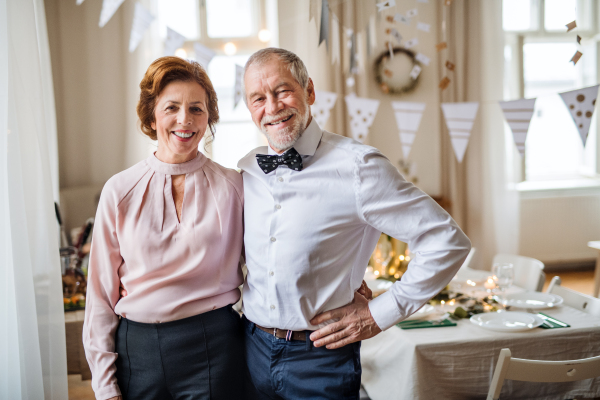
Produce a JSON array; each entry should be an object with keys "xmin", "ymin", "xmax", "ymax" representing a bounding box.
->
[{"xmin": 255, "ymin": 148, "xmax": 303, "ymax": 174}]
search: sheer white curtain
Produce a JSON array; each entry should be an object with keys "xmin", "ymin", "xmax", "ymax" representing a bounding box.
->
[{"xmin": 0, "ymin": 0, "xmax": 68, "ymax": 398}]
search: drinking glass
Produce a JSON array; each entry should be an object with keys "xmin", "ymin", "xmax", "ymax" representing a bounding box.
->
[{"xmin": 492, "ymin": 263, "xmax": 514, "ymax": 294}]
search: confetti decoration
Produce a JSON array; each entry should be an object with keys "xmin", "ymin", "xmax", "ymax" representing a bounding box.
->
[
  {"xmin": 331, "ymin": 17, "xmax": 341, "ymax": 65},
  {"xmin": 392, "ymin": 101, "xmax": 426, "ymax": 159},
  {"xmin": 129, "ymin": 2, "xmax": 154, "ymax": 53},
  {"xmin": 439, "ymin": 76, "xmax": 450, "ymax": 90},
  {"xmin": 312, "ymin": 91, "xmax": 338, "ymax": 128},
  {"xmin": 445, "ymin": 60, "xmax": 455, "ymax": 71},
  {"xmin": 499, "ymin": 98, "xmax": 536, "ymax": 156},
  {"xmin": 405, "ymin": 37, "xmax": 418, "ymax": 48},
  {"xmin": 570, "ymin": 51, "xmax": 583, "ymax": 65},
  {"xmin": 436, "ymin": 42, "xmax": 448, "ymax": 51},
  {"xmin": 233, "ymin": 65, "xmax": 244, "ymax": 109},
  {"xmin": 566, "ymin": 20, "xmax": 577, "ymax": 32},
  {"xmin": 99, "ymin": 0, "xmax": 126, "ymax": 28},
  {"xmin": 384, "ymin": 69, "xmax": 393, "ymax": 78},
  {"xmin": 345, "ymin": 94, "xmax": 380, "ymax": 143},
  {"xmin": 387, "ymin": 28, "xmax": 402, "ymax": 44},
  {"xmin": 559, "ymin": 84, "xmax": 599, "ymax": 146},
  {"xmin": 406, "ymin": 9, "xmax": 418, "ymax": 18},
  {"xmin": 577, "ymin": 35, "xmax": 582, "ymax": 44},
  {"xmin": 394, "ymin": 13, "xmax": 411, "ymax": 25},
  {"xmin": 164, "ymin": 27, "xmax": 186, "ymax": 56},
  {"xmin": 386, "ymin": 15, "xmax": 395, "ymax": 23},
  {"xmin": 376, "ymin": 0, "xmax": 396, "ymax": 12},
  {"xmin": 319, "ymin": 0, "xmax": 330, "ymax": 49},
  {"xmin": 441, "ymin": 102, "xmax": 479, "ymax": 162},
  {"xmin": 194, "ymin": 43, "xmax": 216, "ymax": 69},
  {"xmin": 416, "ymin": 53, "xmax": 430, "ymax": 66},
  {"xmin": 417, "ymin": 22, "xmax": 430, "ymax": 32},
  {"xmin": 410, "ymin": 65, "xmax": 422, "ymax": 80}
]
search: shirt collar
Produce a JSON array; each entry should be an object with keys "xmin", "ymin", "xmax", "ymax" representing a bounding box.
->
[{"xmin": 267, "ymin": 118, "xmax": 322, "ymax": 156}]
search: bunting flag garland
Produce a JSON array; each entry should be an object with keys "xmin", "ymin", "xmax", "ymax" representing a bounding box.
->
[
  {"xmin": 405, "ymin": 38, "xmax": 418, "ymax": 48},
  {"xmin": 309, "ymin": 0, "xmax": 319, "ymax": 26},
  {"xmin": 312, "ymin": 91, "xmax": 338, "ymax": 128},
  {"xmin": 415, "ymin": 53, "xmax": 430, "ymax": 66},
  {"xmin": 99, "ymin": 0, "xmax": 125, "ymax": 28},
  {"xmin": 416, "ymin": 22, "xmax": 430, "ymax": 32},
  {"xmin": 376, "ymin": 0, "xmax": 396, "ymax": 12},
  {"xmin": 559, "ymin": 84, "xmax": 599, "ymax": 146},
  {"xmin": 406, "ymin": 9, "xmax": 418, "ymax": 17},
  {"xmin": 193, "ymin": 43, "xmax": 216, "ymax": 69},
  {"xmin": 441, "ymin": 102, "xmax": 479, "ymax": 162},
  {"xmin": 499, "ymin": 98, "xmax": 536, "ymax": 156},
  {"xmin": 233, "ymin": 65, "xmax": 244, "ymax": 109},
  {"xmin": 392, "ymin": 101, "xmax": 426, "ymax": 159},
  {"xmin": 164, "ymin": 27, "xmax": 186, "ymax": 56},
  {"xmin": 129, "ymin": 2, "xmax": 154, "ymax": 53},
  {"xmin": 410, "ymin": 65, "xmax": 422, "ymax": 79},
  {"xmin": 76, "ymin": 0, "xmax": 85, "ymax": 5},
  {"xmin": 319, "ymin": 0, "xmax": 330, "ymax": 49},
  {"xmin": 345, "ymin": 94, "xmax": 380, "ymax": 143},
  {"xmin": 394, "ymin": 13, "xmax": 411, "ymax": 25}
]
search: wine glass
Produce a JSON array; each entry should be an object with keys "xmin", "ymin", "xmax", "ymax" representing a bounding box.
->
[{"xmin": 492, "ymin": 262, "xmax": 514, "ymax": 301}]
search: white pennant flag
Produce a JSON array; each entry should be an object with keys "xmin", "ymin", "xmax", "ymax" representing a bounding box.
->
[
  {"xmin": 129, "ymin": 3, "xmax": 154, "ymax": 53},
  {"xmin": 99, "ymin": 0, "xmax": 126, "ymax": 28},
  {"xmin": 164, "ymin": 27, "xmax": 186, "ymax": 57},
  {"xmin": 441, "ymin": 102, "xmax": 479, "ymax": 163},
  {"xmin": 559, "ymin": 84, "xmax": 599, "ymax": 146},
  {"xmin": 233, "ymin": 65, "xmax": 244, "ymax": 109},
  {"xmin": 312, "ymin": 91, "xmax": 338, "ymax": 128},
  {"xmin": 376, "ymin": 0, "xmax": 396, "ymax": 12},
  {"xmin": 331, "ymin": 16, "xmax": 341, "ymax": 65},
  {"xmin": 392, "ymin": 102, "xmax": 426, "ymax": 159},
  {"xmin": 345, "ymin": 94, "xmax": 380, "ymax": 143},
  {"xmin": 499, "ymin": 98, "xmax": 536, "ymax": 156},
  {"xmin": 76, "ymin": 0, "xmax": 85, "ymax": 5},
  {"xmin": 194, "ymin": 43, "xmax": 216, "ymax": 69}
]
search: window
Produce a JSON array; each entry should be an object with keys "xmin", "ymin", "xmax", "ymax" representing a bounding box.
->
[
  {"xmin": 503, "ymin": 0, "xmax": 599, "ymax": 182},
  {"xmin": 156, "ymin": 0, "xmax": 276, "ymax": 169}
]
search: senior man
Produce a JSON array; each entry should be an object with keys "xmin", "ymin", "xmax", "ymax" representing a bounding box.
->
[{"xmin": 238, "ymin": 47, "xmax": 471, "ymax": 399}]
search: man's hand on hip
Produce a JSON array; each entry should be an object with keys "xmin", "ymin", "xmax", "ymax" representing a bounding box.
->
[{"xmin": 309, "ymin": 291, "xmax": 381, "ymax": 349}]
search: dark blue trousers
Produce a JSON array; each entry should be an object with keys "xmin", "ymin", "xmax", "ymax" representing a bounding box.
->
[
  {"xmin": 115, "ymin": 305, "xmax": 246, "ymax": 399},
  {"xmin": 242, "ymin": 316, "xmax": 362, "ymax": 400}
]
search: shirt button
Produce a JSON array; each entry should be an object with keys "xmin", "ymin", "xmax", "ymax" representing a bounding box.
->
[
  {"xmin": 275, "ymin": 204, "xmax": 281, "ymax": 210},
  {"xmin": 269, "ymin": 271, "xmax": 274, "ymax": 276},
  {"xmin": 270, "ymin": 237, "xmax": 276, "ymax": 242},
  {"xmin": 270, "ymin": 305, "xmax": 276, "ymax": 310},
  {"xmin": 278, "ymin": 177, "xmax": 284, "ymax": 182}
]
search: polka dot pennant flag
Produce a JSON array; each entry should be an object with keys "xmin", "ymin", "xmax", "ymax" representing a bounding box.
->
[
  {"xmin": 164, "ymin": 27, "xmax": 186, "ymax": 57},
  {"xmin": 559, "ymin": 84, "xmax": 599, "ymax": 146},
  {"xmin": 193, "ymin": 43, "xmax": 216, "ymax": 70},
  {"xmin": 441, "ymin": 102, "xmax": 479, "ymax": 163},
  {"xmin": 345, "ymin": 94, "xmax": 380, "ymax": 143},
  {"xmin": 311, "ymin": 91, "xmax": 338, "ymax": 128},
  {"xmin": 391, "ymin": 101, "xmax": 426, "ymax": 159},
  {"xmin": 498, "ymin": 98, "xmax": 536, "ymax": 157},
  {"xmin": 233, "ymin": 65, "xmax": 244, "ymax": 109}
]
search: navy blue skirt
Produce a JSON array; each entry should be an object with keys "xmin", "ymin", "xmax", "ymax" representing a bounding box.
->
[{"xmin": 115, "ymin": 305, "xmax": 245, "ymax": 399}]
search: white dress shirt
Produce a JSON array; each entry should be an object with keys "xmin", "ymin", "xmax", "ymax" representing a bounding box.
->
[{"xmin": 238, "ymin": 119, "xmax": 471, "ymax": 331}]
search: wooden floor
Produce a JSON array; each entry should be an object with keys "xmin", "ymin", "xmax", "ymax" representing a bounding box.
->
[{"xmin": 68, "ymin": 269, "xmax": 597, "ymax": 399}]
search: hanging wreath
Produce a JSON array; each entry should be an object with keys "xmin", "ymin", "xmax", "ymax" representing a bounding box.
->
[{"xmin": 373, "ymin": 47, "xmax": 421, "ymax": 95}]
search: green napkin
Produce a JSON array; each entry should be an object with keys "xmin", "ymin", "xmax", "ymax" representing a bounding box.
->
[
  {"xmin": 537, "ymin": 313, "xmax": 570, "ymax": 329},
  {"xmin": 396, "ymin": 319, "xmax": 457, "ymax": 330}
]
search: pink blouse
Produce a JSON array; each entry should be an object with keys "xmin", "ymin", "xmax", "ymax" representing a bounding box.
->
[{"xmin": 83, "ymin": 152, "xmax": 244, "ymax": 400}]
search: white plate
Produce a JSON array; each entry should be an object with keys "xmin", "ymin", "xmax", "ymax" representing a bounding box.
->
[
  {"xmin": 470, "ymin": 311, "xmax": 544, "ymax": 332},
  {"xmin": 404, "ymin": 305, "xmax": 436, "ymax": 321},
  {"xmin": 501, "ymin": 292, "xmax": 563, "ymax": 310}
]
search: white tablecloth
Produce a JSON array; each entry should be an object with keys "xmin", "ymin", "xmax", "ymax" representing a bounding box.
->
[{"xmin": 361, "ymin": 298, "xmax": 600, "ymax": 399}]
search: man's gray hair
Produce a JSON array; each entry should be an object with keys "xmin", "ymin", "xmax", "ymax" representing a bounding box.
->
[{"xmin": 243, "ymin": 48, "xmax": 310, "ymax": 103}]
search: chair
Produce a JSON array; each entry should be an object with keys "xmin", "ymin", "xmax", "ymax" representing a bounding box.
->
[
  {"xmin": 493, "ymin": 254, "xmax": 545, "ymax": 292},
  {"xmin": 455, "ymin": 247, "xmax": 477, "ymax": 276},
  {"xmin": 487, "ymin": 348, "xmax": 600, "ymax": 400},
  {"xmin": 545, "ymin": 276, "xmax": 600, "ymax": 317}
]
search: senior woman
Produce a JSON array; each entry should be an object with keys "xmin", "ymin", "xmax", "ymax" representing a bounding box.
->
[{"xmin": 83, "ymin": 56, "xmax": 245, "ymax": 400}]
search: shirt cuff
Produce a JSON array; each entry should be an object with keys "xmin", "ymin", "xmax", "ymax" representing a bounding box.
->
[
  {"xmin": 95, "ymin": 383, "xmax": 121, "ymax": 400},
  {"xmin": 368, "ymin": 291, "xmax": 403, "ymax": 331}
]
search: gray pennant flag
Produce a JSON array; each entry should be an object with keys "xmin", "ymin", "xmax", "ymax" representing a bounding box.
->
[
  {"xmin": 319, "ymin": 0, "xmax": 329, "ymax": 49},
  {"xmin": 349, "ymin": 32, "xmax": 357, "ymax": 74}
]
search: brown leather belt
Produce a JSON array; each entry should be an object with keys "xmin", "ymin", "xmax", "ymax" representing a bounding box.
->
[{"xmin": 254, "ymin": 323, "xmax": 310, "ymax": 341}]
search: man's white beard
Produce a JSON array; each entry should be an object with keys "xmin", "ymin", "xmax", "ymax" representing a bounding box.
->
[{"xmin": 260, "ymin": 107, "xmax": 309, "ymax": 152}]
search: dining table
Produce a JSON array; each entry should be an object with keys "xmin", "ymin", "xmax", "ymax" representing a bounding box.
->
[{"xmin": 360, "ymin": 273, "xmax": 600, "ymax": 400}]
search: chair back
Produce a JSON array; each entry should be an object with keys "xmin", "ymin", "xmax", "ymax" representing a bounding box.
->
[
  {"xmin": 493, "ymin": 254, "xmax": 545, "ymax": 291},
  {"xmin": 487, "ymin": 348, "xmax": 600, "ymax": 400},
  {"xmin": 545, "ymin": 276, "xmax": 600, "ymax": 317}
]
